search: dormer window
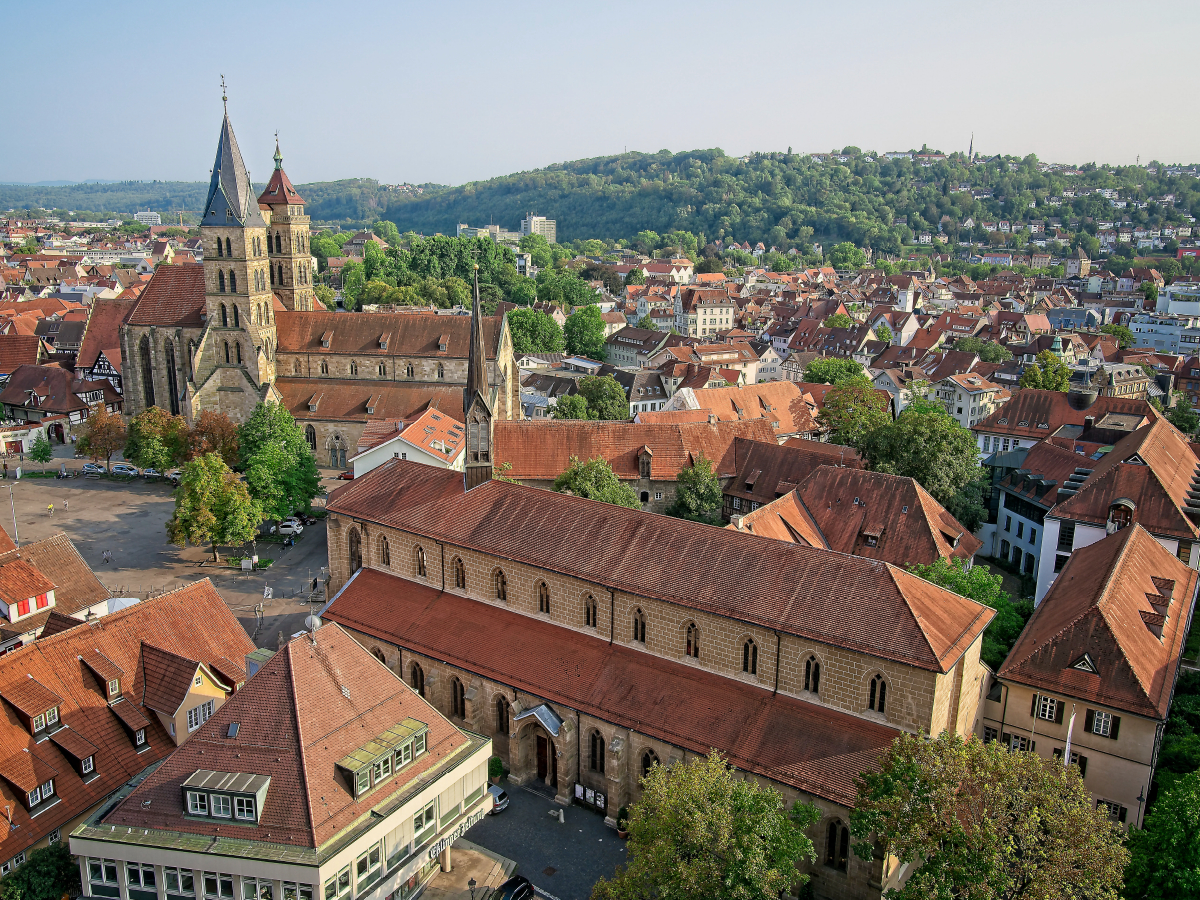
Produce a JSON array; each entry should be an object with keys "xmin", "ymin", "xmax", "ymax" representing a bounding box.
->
[
  {"xmin": 107, "ymin": 679, "xmax": 119, "ymax": 697},
  {"xmin": 186, "ymin": 791, "xmax": 208, "ymax": 815},
  {"xmin": 27, "ymin": 779, "xmax": 53, "ymax": 809}
]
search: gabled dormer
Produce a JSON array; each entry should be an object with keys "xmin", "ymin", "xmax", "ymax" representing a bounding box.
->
[
  {"xmin": 0, "ymin": 559, "xmax": 56, "ymax": 624},
  {"xmin": 79, "ymin": 648, "xmax": 124, "ymax": 702},
  {"xmin": 1, "ymin": 675, "xmax": 62, "ymax": 740}
]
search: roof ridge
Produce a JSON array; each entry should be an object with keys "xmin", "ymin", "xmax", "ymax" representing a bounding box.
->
[
  {"xmin": 285, "ymin": 635, "xmax": 319, "ymax": 846},
  {"xmin": 1094, "ymin": 529, "xmax": 1157, "ymax": 699}
]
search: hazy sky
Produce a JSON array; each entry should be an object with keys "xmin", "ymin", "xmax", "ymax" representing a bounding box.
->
[{"xmin": 4, "ymin": 1, "xmax": 1198, "ymax": 186}]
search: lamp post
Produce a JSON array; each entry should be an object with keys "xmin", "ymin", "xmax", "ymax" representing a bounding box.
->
[{"xmin": 1136, "ymin": 786, "xmax": 1146, "ymax": 828}]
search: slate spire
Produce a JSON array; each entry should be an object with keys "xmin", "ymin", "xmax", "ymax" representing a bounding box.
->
[
  {"xmin": 464, "ymin": 265, "xmax": 491, "ymax": 418},
  {"xmin": 201, "ymin": 90, "xmax": 267, "ymax": 229}
]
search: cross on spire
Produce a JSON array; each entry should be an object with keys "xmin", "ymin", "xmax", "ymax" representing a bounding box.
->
[{"xmin": 220, "ymin": 75, "xmax": 228, "ymax": 113}]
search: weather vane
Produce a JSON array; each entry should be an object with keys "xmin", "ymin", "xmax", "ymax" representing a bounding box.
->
[{"xmin": 220, "ymin": 74, "xmax": 228, "ymax": 113}]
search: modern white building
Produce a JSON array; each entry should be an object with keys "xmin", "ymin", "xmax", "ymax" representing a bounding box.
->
[
  {"xmin": 349, "ymin": 408, "xmax": 465, "ymax": 479},
  {"xmin": 1156, "ymin": 283, "xmax": 1200, "ymax": 317},
  {"xmin": 133, "ymin": 211, "xmax": 162, "ymax": 226},
  {"xmin": 1129, "ymin": 313, "xmax": 1200, "ymax": 355},
  {"xmin": 519, "ymin": 213, "xmax": 556, "ymax": 244}
]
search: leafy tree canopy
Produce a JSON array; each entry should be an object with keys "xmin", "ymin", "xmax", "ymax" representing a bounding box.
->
[
  {"xmin": 238, "ymin": 403, "xmax": 322, "ymax": 522},
  {"xmin": 518, "ymin": 232, "xmax": 552, "ymax": 268},
  {"xmin": 552, "ymin": 394, "xmax": 591, "ymax": 420},
  {"xmin": 817, "ymin": 377, "xmax": 891, "ymax": 448},
  {"xmin": 552, "ymin": 456, "xmax": 639, "ymax": 508},
  {"xmin": 188, "ymin": 410, "xmax": 239, "ymax": 467},
  {"xmin": 28, "ymin": 431, "xmax": 52, "ymax": 472},
  {"xmin": 624, "ymin": 266, "xmax": 646, "ymax": 285},
  {"xmin": 1019, "ymin": 350, "xmax": 1071, "ymax": 391},
  {"xmin": 852, "ymin": 731, "xmax": 1128, "ymax": 900},
  {"xmin": 954, "ymin": 335, "xmax": 1014, "ymax": 363},
  {"xmin": 1100, "ymin": 323, "xmax": 1135, "ymax": 349},
  {"xmin": 506, "ymin": 307, "xmax": 566, "ymax": 356},
  {"xmin": 1125, "ymin": 768, "xmax": 1200, "ymax": 899},
  {"xmin": 313, "ymin": 283, "xmax": 337, "ymax": 310},
  {"xmin": 577, "ymin": 375, "xmax": 628, "ymax": 420},
  {"xmin": 564, "ymin": 304, "xmax": 607, "ymax": 359},
  {"xmin": 1168, "ymin": 396, "xmax": 1200, "ymax": 435},
  {"xmin": 0, "ymin": 842, "xmax": 80, "ymax": 900},
  {"xmin": 76, "ymin": 404, "xmax": 126, "ymax": 466},
  {"xmin": 166, "ymin": 454, "xmax": 263, "ymax": 562},
  {"xmin": 824, "ymin": 312, "xmax": 855, "ymax": 329},
  {"xmin": 125, "ymin": 407, "xmax": 189, "ymax": 471},
  {"xmin": 668, "ymin": 452, "xmax": 723, "ymax": 524},
  {"xmin": 828, "ymin": 241, "xmax": 866, "ymax": 269},
  {"xmin": 592, "ymin": 750, "xmax": 818, "ymax": 900},
  {"xmin": 635, "ymin": 315, "xmax": 657, "ymax": 331},
  {"xmin": 803, "ymin": 357, "xmax": 864, "ymax": 385},
  {"xmin": 874, "ymin": 323, "xmax": 892, "ymax": 343}
]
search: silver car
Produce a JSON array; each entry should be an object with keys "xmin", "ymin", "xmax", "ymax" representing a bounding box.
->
[{"xmin": 487, "ymin": 784, "xmax": 508, "ymax": 814}]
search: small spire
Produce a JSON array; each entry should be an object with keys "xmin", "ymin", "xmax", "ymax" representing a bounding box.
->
[
  {"xmin": 274, "ymin": 131, "xmax": 283, "ymax": 170},
  {"xmin": 220, "ymin": 74, "xmax": 228, "ymax": 114}
]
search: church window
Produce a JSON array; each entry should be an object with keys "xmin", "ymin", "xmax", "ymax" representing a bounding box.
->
[
  {"xmin": 453, "ymin": 557, "xmax": 465, "ymax": 589},
  {"xmin": 437, "ymin": 363, "xmax": 445, "ymax": 380},
  {"xmin": 495, "ymin": 696, "xmax": 509, "ymax": 734},
  {"xmin": 348, "ymin": 528, "xmax": 362, "ymax": 573},
  {"xmin": 378, "ymin": 536, "xmax": 390, "ymax": 567},
  {"xmin": 349, "ymin": 361, "xmax": 358, "ymax": 376},
  {"xmin": 639, "ymin": 454, "xmax": 651, "ymax": 478},
  {"xmin": 223, "ymin": 341, "xmax": 230, "ymax": 364},
  {"xmin": 641, "ymin": 749, "xmax": 658, "ymax": 780},
  {"xmin": 229, "ymin": 270, "xmax": 237, "ymax": 294},
  {"xmin": 378, "ymin": 362, "xmax": 386, "ymax": 377},
  {"xmin": 138, "ymin": 334, "xmax": 154, "ymax": 409},
  {"xmin": 218, "ymin": 271, "xmax": 226, "ymax": 293},
  {"xmin": 869, "ymin": 675, "xmax": 887, "ymax": 714},
  {"xmin": 825, "ymin": 821, "xmax": 849, "ymax": 871},
  {"xmin": 270, "ymin": 265, "xmax": 275, "ymax": 286},
  {"xmin": 305, "ymin": 424, "xmax": 316, "ymax": 452},
  {"xmin": 278, "ymin": 263, "xmax": 284, "ymax": 284},
  {"xmin": 494, "ymin": 569, "xmax": 507, "ymax": 603},
  {"xmin": 804, "ymin": 656, "xmax": 820, "ymax": 694},
  {"xmin": 225, "ymin": 238, "xmax": 232, "ymax": 258},
  {"xmin": 537, "ymin": 581, "xmax": 550, "ymax": 614},
  {"xmin": 685, "ymin": 623, "xmax": 699, "ymax": 658},
  {"xmin": 410, "ymin": 663, "xmax": 424, "ymax": 698},
  {"xmin": 235, "ymin": 343, "xmax": 242, "ymax": 365},
  {"xmin": 415, "ymin": 546, "xmax": 427, "ymax": 578},
  {"xmin": 584, "ymin": 594, "xmax": 597, "ymax": 628},
  {"xmin": 216, "ymin": 238, "xmax": 223, "ymax": 258},
  {"xmin": 589, "ymin": 730, "xmax": 605, "ymax": 774},
  {"xmin": 743, "ymin": 638, "xmax": 757, "ymax": 675},
  {"xmin": 450, "ymin": 678, "xmax": 465, "ymax": 719},
  {"xmin": 294, "ymin": 359, "xmax": 302, "ymax": 375},
  {"xmin": 320, "ymin": 359, "xmax": 329, "ymax": 375},
  {"xmin": 275, "ymin": 233, "xmax": 282, "ymax": 254},
  {"xmin": 220, "ymin": 304, "xmax": 228, "ymax": 327},
  {"xmin": 632, "ymin": 608, "xmax": 646, "ymax": 643},
  {"xmin": 232, "ymin": 304, "xmax": 239, "ymax": 326}
]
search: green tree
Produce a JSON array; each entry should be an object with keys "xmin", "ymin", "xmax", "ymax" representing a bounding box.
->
[
  {"xmin": 828, "ymin": 241, "xmax": 866, "ymax": 269},
  {"xmin": 518, "ymin": 232, "xmax": 552, "ymax": 268},
  {"xmin": 592, "ymin": 750, "xmax": 818, "ymax": 900},
  {"xmin": 635, "ymin": 315, "xmax": 657, "ymax": 331},
  {"xmin": 166, "ymin": 453, "xmax": 263, "ymax": 562},
  {"xmin": 1019, "ymin": 350, "xmax": 1071, "ymax": 391},
  {"xmin": 238, "ymin": 403, "xmax": 322, "ymax": 523},
  {"xmin": 552, "ymin": 394, "xmax": 591, "ymax": 420},
  {"xmin": 536, "ymin": 267, "xmax": 596, "ymax": 310},
  {"xmin": 564, "ymin": 304, "xmax": 607, "ymax": 359},
  {"xmin": 875, "ymin": 323, "xmax": 893, "ymax": 343},
  {"xmin": 1168, "ymin": 397, "xmax": 1200, "ymax": 435},
  {"xmin": 668, "ymin": 452, "xmax": 723, "ymax": 524},
  {"xmin": 1100, "ymin": 323, "xmax": 1135, "ymax": 349},
  {"xmin": 313, "ymin": 283, "xmax": 337, "ymax": 310},
  {"xmin": 0, "ymin": 842, "xmax": 81, "ymax": 900},
  {"xmin": 124, "ymin": 407, "xmax": 189, "ymax": 472},
  {"xmin": 802, "ymin": 357, "xmax": 864, "ymax": 385},
  {"xmin": 1125, "ymin": 769, "xmax": 1200, "ymax": 899},
  {"xmin": 577, "ymin": 375, "xmax": 628, "ymax": 420},
  {"xmin": 76, "ymin": 404, "xmax": 126, "ymax": 467},
  {"xmin": 624, "ymin": 266, "xmax": 646, "ymax": 285},
  {"xmin": 851, "ymin": 731, "xmax": 1127, "ymax": 900},
  {"xmin": 907, "ymin": 557, "xmax": 1032, "ymax": 669},
  {"xmin": 371, "ymin": 220, "xmax": 401, "ymax": 246},
  {"xmin": 817, "ymin": 377, "xmax": 891, "ymax": 448},
  {"xmin": 824, "ymin": 312, "xmax": 855, "ymax": 329},
  {"xmin": 28, "ymin": 431, "xmax": 52, "ymax": 473},
  {"xmin": 1141, "ymin": 280, "xmax": 1159, "ymax": 307},
  {"xmin": 694, "ymin": 256, "xmax": 724, "ymax": 274},
  {"xmin": 861, "ymin": 399, "xmax": 983, "ymax": 509},
  {"xmin": 506, "ymin": 307, "xmax": 566, "ymax": 355},
  {"xmin": 553, "ymin": 456, "xmax": 639, "ymax": 508},
  {"xmin": 340, "ymin": 260, "xmax": 365, "ymax": 311}
]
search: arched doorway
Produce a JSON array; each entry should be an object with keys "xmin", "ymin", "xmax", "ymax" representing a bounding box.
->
[{"xmin": 516, "ymin": 722, "xmax": 558, "ymax": 790}]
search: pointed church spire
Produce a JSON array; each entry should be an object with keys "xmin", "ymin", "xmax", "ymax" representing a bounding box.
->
[
  {"xmin": 274, "ymin": 131, "xmax": 283, "ymax": 171},
  {"xmin": 201, "ymin": 91, "xmax": 266, "ymax": 228},
  {"xmin": 463, "ymin": 264, "xmax": 494, "ymax": 491},
  {"xmin": 464, "ymin": 265, "xmax": 490, "ymax": 418}
]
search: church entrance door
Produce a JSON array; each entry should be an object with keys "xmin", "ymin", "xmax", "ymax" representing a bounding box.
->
[{"xmin": 536, "ymin": 735, "xmax": 548, "ymax": 781}]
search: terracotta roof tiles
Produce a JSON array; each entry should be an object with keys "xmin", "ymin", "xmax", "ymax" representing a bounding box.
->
[
  {"xmin": 275, "ymin": 310, "xmax": 501, "ymax": 359},
  {"xmin": 125, "ymin": 263, "xmax": 206, "ymax": 327}
]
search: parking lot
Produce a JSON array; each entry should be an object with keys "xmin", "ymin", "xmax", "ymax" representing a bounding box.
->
[{"xmin": 5, "ymin": 445, "xmax": 348, "ymax": 647}]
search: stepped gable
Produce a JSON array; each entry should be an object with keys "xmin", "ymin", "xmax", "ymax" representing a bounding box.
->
[
  {"xmin": 999, "ymin": 525, "xmax": 1197, "ymax": 718},
  {"xmin": 328, "ymin": 461, "xmax": 994, "ymax": 673}
]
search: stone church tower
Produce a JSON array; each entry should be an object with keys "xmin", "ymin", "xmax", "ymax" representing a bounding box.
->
[
  {"xmin": 258, "ymin": 140, "xmax": 315, "ymax": 311},
  {"xmin": 464, "ymin": 266, "xmax": 494, "ymax": 491}
]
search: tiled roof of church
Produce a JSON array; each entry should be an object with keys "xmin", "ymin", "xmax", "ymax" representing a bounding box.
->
[
  {"xmin": 329, "ymin": 462, "xmax": 994, "ymax": 673},
  {"xmin": 125, "ymin": 263, "xmax": 207, "ymax": 327},
  {"xmin": 275, "ymin": 378, "xmax": 466, "ymax": 424},
  {"xmin": 274, "ymin": 310, "xmax": 500, "ymax": 359},
  {"xmin": 324, "ymin": 569, "xmax": 897, "ymax": 807}
]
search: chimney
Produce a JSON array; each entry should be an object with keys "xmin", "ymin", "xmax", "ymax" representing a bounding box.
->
[
  {"xmin": 708, "ymin": 413, "xmax": 718, "ymax": 424},
  {"xmin": 730, "ymin": 514, "xmax": 744, "ymax": 530},
  {"xmin": 1084, "ymin": 415, "xmax": 1095, "ymax": 429}
]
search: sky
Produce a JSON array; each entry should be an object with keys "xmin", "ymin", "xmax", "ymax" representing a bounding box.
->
[{"xmin": 3, "ymin": 0, "xmax": 1199, "ymax": 187}]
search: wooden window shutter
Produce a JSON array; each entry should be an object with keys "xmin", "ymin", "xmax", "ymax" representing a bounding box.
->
[
  {"xmin": 1084, "ymin": 709, "xmax": 1095, "ymax": 733},
  {"xmin": 1054, "ymin": 702, "xmax": 1065, "ymax": 725},
  {"xmin": 1110, "ymin": 716, "xmax": 1120, "ymax": 740}
]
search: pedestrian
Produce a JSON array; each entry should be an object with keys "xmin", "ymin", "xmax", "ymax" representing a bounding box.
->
[
  {"xmin": 63, "ymin": 499, "xmax": 67, "ymax": 512},
  {"xmin": 3, "ymin": 462, "xmax": 7, "ymax": 479},
  {"xmin": 47, "ymin": 503, "xmax": 53, "ymax": 517}
]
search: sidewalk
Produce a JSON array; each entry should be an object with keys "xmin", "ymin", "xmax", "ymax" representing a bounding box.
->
[{"xmin": 421, "ymin": 840, "xmax": 515, "ymax": 900}]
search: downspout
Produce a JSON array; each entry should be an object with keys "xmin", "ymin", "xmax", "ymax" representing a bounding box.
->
[
  {"xmin": 609, "ymin": 589, "xmax": 615, "ymax": 646},
  {"xmin": 998, "ymin": 682, "xmax": 1009, "ymax": 745},
  {"xmin": 772, "ymin": 631, "xmax": 781, "ymax": 696}
]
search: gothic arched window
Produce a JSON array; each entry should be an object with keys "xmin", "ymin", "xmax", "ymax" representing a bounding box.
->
[
  {"xmin": 305, "ymin": 424, "xmax": 316, "ymax": 452},
  {"xmin": 437, "ymin": 363, "xmax": 445, "ymax": 380},
  {"xmin": 163, "ymin": 339, "xmax": 179, "ymax": 416},
  {"xmin": 278, "ymin": 263, "xmax": 284, "ymax": 284},
  {"xmin": 410, "ymin": 662, "xmax": 424, "ymax": 697},
  {"xmin": 223, "ymin": 341, "xmax": 230, "ymax": 364},
  {"xmin": 270, "ymin": 265, "xmax": 275, "ymax": 286},
  {"xmin": 584, "ymin": 594, "xmax": 597, "ymax": 628},
  {"xmin": 275, "ymin": 233, "xmax": 282, "ymax": 254},
  {"xmin": 320, "ymin": 359, "xmax": 329, "ymax": 375},
  {"xmin": 232, "ymin": 304, "xmax": 240, "ymax": 326},
  {"xmin": 537, "ymin": 581, "xmax": 550, "ymax": 614},
  {"xmin": 220, "ymin": 304, "xmax": 228, "ymax": 327},
  {"xmin": 825, "ymin": 821, "xmax": 849, "ymax": 871},
  {"xmin": 453, "ymin": 557, "xmax": 466, "ymax": 590},
  {"xmin": 349, "ymin": 360, "xmax": 358, "ymax": 376},
  {"xmin": 225, "ymin": 237, "xmax": 232, "ymax": 257},
  {"xmin": 641, "ymin": 749, "xmax": 658, "ymax": 779},
  {"xmin": 138, "ymin": 334, "xmax": 154, "ymax": 409},
  {"xmin": 293, "ymin": 359, "xmax": 301, "ymax": 375},
  {"xmin": 450, "ymin": 678, "xmax": 465, "ymax": 719},
  {"xmin": 378, "ymin": 535, "xmax": 390, "ymax": 567},
  {"xmin": 590, "ymin": 730, "xmax": 605, "ymax": 774},
  {"xmin": 494, "ymin": 569, "xmax": 507, "ymax": 603},
  {"xmin": 685, "ymin": 623, "xmax": 700, "ymax": 658},
  {"xmin": 218, "ymin": 270, "xmax": 225, "ymax": 293},
  {"xmin": 805, "ymin": 656, "xmax": 821, "ymax": 694},
  {"xmin": 379, "ymin": 362, "xmax": 386, "ymax": 377},
  {"xmin": 743, "ymin": 638, "xmax": 757, "ymax": 675},
  {"xmin": 406, "ymin": 363, "xmax": 414, "ymax": 379},
  {"xmin": 216, "ymin": 238, "xmax": 224, "ymax": 258},
  {"xmin": 235, "ymin": 342, "xmax": 242, "ymax": 365},
  {"xmin": 869, "ymin": 674, "xmax": 887, "ymax": 714},
  {"xmin": 415, "ymin": 546, "xmax": 427, "ymax": 578},
  {"xmin": 348, "ymin": 528, "xmax": 362, "ymax": 573},
  {"xmin": 632, "ymin": 608, "xmax": 646, "ymax": 643},
  {"xmin": 468, "ymin": 410, "xmax": 490, "ymax": 463},
  {"xmin": 495, "ymin": 695, "xmax": 509, "ymax": 734},
  {"xmin": 229, "ymin": 270, "xmax": 237, "ymax": 294}
]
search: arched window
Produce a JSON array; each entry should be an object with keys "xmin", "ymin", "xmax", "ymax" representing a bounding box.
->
[
  {"xmin": 218, "ymin": 270, "xmax": 226, "ymax": 293},
  {"xmin": 320, "ymin": 359, "xmax": 329, "ymax": 375},
  {"xmin": 410, "ymin": 663, "xmax": 424, "ymax": 697},
  {"xmin": 163, "ymin": 339, "xmax": 179, "ymax": 415},
  {"xmin": 804, "ymin": 656, "xmax": 821, "ymax": 694},
  {"xmin": 437, "ymin": 363, "xmax": 444, "ymax": 380},
  {"xmin": 371, "ymin": 648, "xmax": 385, "ymax": 664},
  {"xmin": 305, "ymin": 424, "xmax": 316, "ymax": 452},
  {"xmin": 590, "ymin": 730, "xmax": 605, "ymax": 774},
  {"xmin": 451, "ymin": 677, "xmax": 465, "ymax": 718},
  {"xmin": 406, "ymin": 363, "xmax": 414, "ymax": 379},
  {"xmin": 378, "ymin": 535, "xmax": 390, "ymax": 567},
  {"xmin": 235, "ymin": 342, "xmax": 242, "ymax": 365},
  {"xmin": 415, "ymin": 546, "xmax": 427, "ymax": 578},
  {"xmin": 584, "ymin": 594, "xmax": 597, "ymax": 628},
  {"xmin": 220, "ymin": 304, "xmax": 228, "ymax": 327},
  {"xmin": 494, "ymin": 569, "xmax": 507, "ymax": 602},
  {"xmin": 495, "ymin": 696, "xmax": 509, "ymax": 734},
  {"xmin": 349, "ymin": 360, "xmax": 358, "ymax": 376},
  {"xmin": 641, "ymin": 749, "xmax": 658, "ymax": 780},
  {"xmin": 685, "ymin": 622, "xmax": 699, "ymax": 658},
  {"xmin": 278, "ymin": 263, "xmax": 284, "ymax": 284},
  {"xmin": 348, "ymin": 528, "xmax": 362, "ymax": 573},
  {"xmin": 138, "ymin": 334, "xmax": 154, "ymax": 409},
  {"xmin": 229, "ymin": 270, "xmax": 236, "ymax": 294},
  {"xmin": 223, "ymin": 341, "xmax": 230, "ymax": 364},
  {"xmin": 270, "ymin": 265, "xmax": 275, "ymax": 286},
  {"xmin": 743, "ymin": 638, "xmax": 757, "ymax": 675},
  {"xmin": 293, "ymin": 359, "xmax": 301, "ymax": 375},
  {"xmin": 632, "ymin": 608, "xmax": 646, "ymax": 643},
  {"xmin": 216, "ymin": 238, "xmax": 224, "ymax": 258},
  {"xmin": 225, "ymin": 237, "xmax": 232, "ymax": 257},
  {"xmin": 275, "ymin": 233, "xmax": 282, "ymax": 254},
  {"xmin": 379, "ymin": 362, "xmax": 386, "ymax": 377},
  {"xmin": 453, "ymin": 557, "xmax": 466, "ymax": 589},
  {"xmin": 537, "ymin": 581, "xmax": 550, "ymax": 614},
  {"xmin": 232, "ymin": 304, "xmax": 240, "ymax": 326},
  {"xmin": 869, "ymin": 674, "xmax": 887, "ymax": 714},
  {"xmin": 825, "ymin": 821, "xmax": 849, "ymax": 871}
]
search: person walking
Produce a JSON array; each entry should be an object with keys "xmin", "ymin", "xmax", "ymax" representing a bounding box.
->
[
  {"xmin": 47, "ymin": 503, "xmax": 53, "ymax": 517},
  {"xmin": 63, "ymin": 499, "xmax": 67, "ymax": 512}
]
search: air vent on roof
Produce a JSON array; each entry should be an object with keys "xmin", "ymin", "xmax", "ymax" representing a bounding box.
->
[{"xmin": 227, "ymin": 723, "xmax": 240, "ymax": 738}]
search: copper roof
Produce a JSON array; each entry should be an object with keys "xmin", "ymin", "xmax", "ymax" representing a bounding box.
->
[
  {"xmin": 329, "ymin": 462, "xmax": 994, "ymax": 673},
  {"xmin": 999, "ymin": 525, "xmax": 1197, "ymax": 719},
  {"xmin": 324, "ymin": 569, "xmax": 897, "ymax": 807}
]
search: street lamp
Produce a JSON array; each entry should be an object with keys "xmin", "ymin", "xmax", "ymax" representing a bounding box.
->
[{"xmin": 1136, "ymin": 786, "xmax": 1146, "ymax": 827}]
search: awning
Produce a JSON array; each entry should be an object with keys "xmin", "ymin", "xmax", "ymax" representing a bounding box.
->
[{"xmin": 514, "ymin": 703, "xmax": 563, "ymax": 737}]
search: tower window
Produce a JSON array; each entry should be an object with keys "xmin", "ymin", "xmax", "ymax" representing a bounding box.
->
[
  {"xmin": 229, "ymin": 270, "xmax": 237, "ymax": 294},
  {"xmin": 278, "ymin": 263, "xmax": 284, "ymax": 284},
  {"xmin": 218, "ymin": 271, "xmax": 226, "ymax": 293},
  {"xmin": 221, "ymin": 304, "xmax": 228, "ymax": 327},
  {"xmin": 232, "ymin": 305, "xmax": 240, "ymax": 327},
  {"xmin": 225, "ymin": 237, "xmax": 232, "ymax": 257},
  {"xmin": 235, "ymin": 343, "xmax": 242, "ymax": 365},
  {"xmin": 216, "ymin": 239, "xmax": 223, "ymax": 258},
  {"xmin": 270, "ymin": 265, "xmax": 275, "ymax": 286},
  {"xmin": 223, "ymin": 341, "xmax": 230, "ymax": 364},
  {"xmin": 275, "ymin": 233, "xmax": 282, "ymax": 254}
]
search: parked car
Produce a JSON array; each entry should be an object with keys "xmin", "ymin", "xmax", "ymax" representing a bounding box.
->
[
  {"xmin": 296, "ymin": 513, "xmax": 318, "ymax": 525},
  {"xmin": 492, "ymin": 877, "xmax": 533, "ymax": 900},
  {"xmin": 81, "ymin": 463, "xmax": 106, "ymax": 474},
  {"xmin": 111, "ymin": 464, "xmax": 138, "ymax": 477},
  {"xmin": 487, "ymin": 784, "xmax": 508, "ymax": 814},
  {"xmin": 337, "ymin": 471, "xmax": 354, "ymax": 480},
  {"xmin": 142, "ymin": 468, "xmax": 162, "ymax": 479},
  {"xmin": 276, "ymin": 521, "xmax": 304, "ymax": 536},
  {"xmin": 166, "ymin": 469, "xmax": 182, "ymax": 485}
]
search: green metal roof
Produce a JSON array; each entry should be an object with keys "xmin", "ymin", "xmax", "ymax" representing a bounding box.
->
[{"xmin": 336, "ymin": 718, "xmax": 426, "ymax": 772}]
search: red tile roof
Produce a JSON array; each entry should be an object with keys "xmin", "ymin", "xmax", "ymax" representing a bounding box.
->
[
  {"xmin": 325, "ymin": 569, "xmax": 898, "ymax": 807},
  {"xmin": 276, "ymin": 378, "xmax": 466, "ymax": 424},
  {"xmin": 683, "ymin": 382, "xmax": 820, "ymax": 437},
  {"xmin": 0, "ymin": 533, "xmax": 109, "ymax": 639},
  {"xmin": 275, "ymin": 310, "xmax": 501, "ymax": 359},
  {"xmin": 257, "ymin": 164, "xmax": 305, "ymax": 207},
  {"xmin": 0, "ymin": 335, "xmax": 41, "ymax": 374},
  {"xmin": 77, "ymin": 298, "xmax": 135, "ymax": 369},
  {"xmin": 0, "ymin": 559, "xmax": 55, "ymax": 607},
  {"xmin": 973, "ymin": 390, "xmax": 1156, "ymax": 442},
  {"xmin": 125, "ymin": 263, "xmax": 207, "ymax": 327},
  {"xmin": 329, "ymin": 461, "xmax": 994, "ymax": 672},
  {"xmin": 725, "ymin": 438, "xmax": 863, "ymax": 508},
  {"xmin": 139, "ymin": 644, "xmax": 203, "ymax": 716},
  {"xmin": 999, "ymin": 525, "xmax": 1197, "ymax": 719},
  {"xmin": 102, "ymin": 623, "xmax": 471, "ymax": 849}
]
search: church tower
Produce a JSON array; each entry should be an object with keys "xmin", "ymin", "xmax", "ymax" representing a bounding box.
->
[
  {"xmin": 193, "ymin": 88, "xmax": 279, "ymax": 408},
  {"xmin": 258, "ymin": 139, "xmax": 315, "ymax": 311},
  {"xmin": 464, "ymin": 266, "xmax": 494, "ymax": 491}
]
